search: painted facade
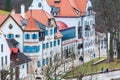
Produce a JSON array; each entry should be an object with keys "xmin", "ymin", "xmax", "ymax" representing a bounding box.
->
[{"xmin": 0, "ymin": 32, "xmax": 10, "ymax": 70}]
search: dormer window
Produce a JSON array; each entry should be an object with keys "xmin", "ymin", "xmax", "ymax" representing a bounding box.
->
[
  {"xmin": 54, "ymin": 0, "xmax": 61, "ymax": 3},
  {"xmin": 51, "ymin": 7, "xmax": 60, "ymax": 16}
]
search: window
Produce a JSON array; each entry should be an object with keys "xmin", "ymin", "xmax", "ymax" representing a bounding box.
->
[
  {"xmin": 1, "ymin": 57, "xmax": 3, "ymax": 66},
  {"xmin": 7, "ymin": 34, "xmax": 14, "ymax": 39},
  {"xmin": 1, "ymin": 44, "xmax": 3, "ymax": 52},
  {"xmin": 50, "ymin": 42, "xmax": 52, "ymax": 47},
  {"xmin": 24, "ymin": 46, "xmax": 32, "ymax": 53},
  {"xmin": 22, "ymin": 65, "xmax": 24, "ymax": 68},
  {"xmin": 54, "ymin": 41, "xmax": 56, "ymax": 46},
  {"xmin": 32, "ymin": 34, "xmax": 37, "ymax": 39},
  {"xmin": 25, "ymin": 34, "xmax": 30, "ymax": 39},
  {"xmin": 32, "ymin": 46, "xmax": 37, "ymax": 52},
  {"xmin": 43, "ymin": 44, "xmax": 45, "ymax": 49},
  {"xmin": 16, "ymin": 35, "xmax": 20, "ymax": 38},
  {"xmin": 54, "ymin": 27, "xmax": 57, "ymax": 33},
  {"xmin": 5, "ymin": 56, "xmax": 7, "ymax": 64},
  {"xmin": 54, "ymin": 0, "xmax": 61, "ymax": 3},
  {"xmin": 58, "ymin": 40, "xmax": 60, "ymax": 45},
  {"xmin": 43, "ymin": 59, "xmax": 45, "ymax": 65},
  {"xmin": 37, "ymin": 46, "xmax": 40, "ymax": 52},
  {"xmin": 46, "ymin": 43, "xmax": 49, "ymax": 48},
  {"xmin": 46, "ymin": 58, "xmax": 48, "ymax": 64},
  {"xmin": 26, "ymin": 63, "xmax": 28, "ymax": 70},
  {"xmin": 50, "ymin": 29, "xmax": 53, "ymax": 35},
  {"xmin": 37, "ymin": 61, "xmax": 40, "ymax": 67},
  {"xmin": 9, "ymin": 24, "xmax": 13, "ymax": 29},
  {"xmin": 45, "ymin": 30, "xmax": 48, "ymax": 36}
]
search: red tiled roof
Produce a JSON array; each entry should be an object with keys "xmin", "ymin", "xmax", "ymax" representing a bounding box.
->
[
  {"xmin": 0, "ymin": 15, "xmax": 8, "ymax": 25},
  {"xmin": 24, "ymin": 16, "xmax": 40, "ymax": 31},
  {"xmin": 26, "ymin": 10, "xmax": 53, "ymax": 25},
  {"xmin": 10, "ymin": 48, "xmax": 19, "ymax": 54},
  {"xmin": 48, "ymin": 0, "xmax": 87, "ymax": 16},
  {"xmin": 56, "ymin": 21, "xmax": 68, "ymax": 30},
  {"xmin": 55, "ymin": 31, "xmax": 63, "ymax": 38},
  {"xmin": 11, "ymin": 14, "xmax": 23, "ymax": 26}
]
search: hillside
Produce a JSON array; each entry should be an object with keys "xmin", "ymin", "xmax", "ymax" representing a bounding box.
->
[
  {"xmin": 0, "ymin": 10, "xmax": 10, "ymax": 14},
  {"xmin": 0, "ymin": 0, "xmax": 32, "ymax": 13}
]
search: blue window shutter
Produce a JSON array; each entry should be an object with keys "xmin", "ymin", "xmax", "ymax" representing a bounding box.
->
[
  {"xmin": 46, "ymin": 58, "xmax": 48, "ymax": 64},
  {"xmin": 30, "ymin": 46, "xmax": 32, "ymax": 53},
  {"xmin": 37, "ymin": 46, "xmax": 40, "ymax": 52},
  {"xmin": 7, "ymin": 34, "xmax": 9, "ymax": 38},
  {"xmin": 37, "ymin": 61, "xmax": 40, "ymax": 67},
  {"xmin": 54, "ymin": 41, "xmax": 56, "ymax": 46},
  {"xmin": 24, "ymin": 46, "xmax": 26, "ymax": 52},
  {"xmin": 54, "ymin": 27, "xmax": 57, "ymax": 33},
  {"xmin": 46, "ymin": 43, "xmax": 49, "ymax": 48},
  {"xmin": 45, "ymin": 30, "xmax": 48, "ymax": 36},
  {"xmin": 26, "ymin": 63, "xmax": 28, "ymax": 69},
  {"xmin": 50, "ymin": 29, "xmax": 53, "ymax": 35},
  {"xmin": 11, "ymin": 34, "xmax": 14, "ymax": 38},
  {"xmin": 43, "ymin": 59, "xmax": 45, "ymax": 65},
  {"xmin": 50, "ymin": 42, "xmax": 52, "ymax": 47},
  {"xmin": 43, "ymin": 44, "xmax": 45, "ymax": 49},
  {"xmin": 58, "ymin": 40, "xmax": 60, "ymax": 45}
]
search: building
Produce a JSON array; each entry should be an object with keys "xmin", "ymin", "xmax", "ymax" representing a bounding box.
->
[
  {"xmin": 0, "ymin": 5, "xmax": 62, "ymax": 75},
  {"xmin": 0, "ymin": 32, "xmax": 10, "ymax": 70},
  {"xmin": 7, "ymin": 39, "xmax": 31, "ymax": 80},
  {"xmin": 29, "ymin": 0, "xmax": 96, "ymax": 59}
]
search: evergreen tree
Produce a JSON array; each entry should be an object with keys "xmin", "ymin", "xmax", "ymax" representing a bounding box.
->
[{"xmin": 5, "ymin": 0, "xmax": 11, "ymax": 11}]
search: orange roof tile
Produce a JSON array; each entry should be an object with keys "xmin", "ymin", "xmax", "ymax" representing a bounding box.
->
[
  {"xmin": 73, "ymin": 0, "xmax": 87, "ymax": 16},
  {"xmin": 48, "ymin": 0, "xmax": 87, "ymax": 16},
  {"xmin": 11, "ymin": 14, "xmax": 23, "ymax": 26},
  {"xmin": 0, "ymin": 15, "xmax": 8, "ymax": 25},
  {"xmin": 24, "ymin": 16, "xmax": 40, "ymax": 31},
  {"xmin": 55, "ymin": 31, "xmax": 63, "ymax": 38},
  {"xmin": 48, "ymin": 0, "xmax": 77, "ymax": 17},
  {"xmin": 26, "ymin": 10, "xmax": 53, "ymax": 25}
]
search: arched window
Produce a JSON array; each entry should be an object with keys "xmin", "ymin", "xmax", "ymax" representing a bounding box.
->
[
  {"xmin": 25, "ymin": 34, "xmax": 30, "ymax": 39},
  {"xmin": 32, "ymin": 34, "xmax": 37, "ymax": 39}
]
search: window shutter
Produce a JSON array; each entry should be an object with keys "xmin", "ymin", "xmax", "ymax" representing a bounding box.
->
[
  {"xmin": 24, "ymin": 46, "xmax": 26, "ymax": 52},
  {"xmin": 58, "ymin": 40, "xmax": 60, "ymax": 45},
  {"xmin": 37, "ymin": 61, "xmax": 40, "ymax": 67},
  {"xmin": 50, "ymin": 42, "xmax": 52, "ymax": 47},
  {"xmin": 30, "ymin": 46, "xmax": 32, "ymax": 53},
  {"xmin": 50, "ymin": 29, "xmax": 53, "ymax": 35},
  {"xmin": 54, "ymin": 27, "xmax": 57, "ymax": 33},
  {"xmin": 54, "ymin": 41, "xmax": 56, "ymax": 46},
  {"xmin": 45, "ymin": 30, "xmax": 48, "ymax": 36},
  {"xmin": 46, "ymin": 58, "xmax": 48, "ymax": 64}
]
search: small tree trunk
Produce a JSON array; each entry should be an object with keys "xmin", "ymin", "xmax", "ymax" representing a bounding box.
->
[{"xmin": 109, "ymin": 37, "xmax": 114, "ymax": 62}]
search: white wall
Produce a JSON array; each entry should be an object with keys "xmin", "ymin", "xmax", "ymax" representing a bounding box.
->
[
  {"xmin": 0, "ymin": 17, "xmax": 23, "ymax": 52},
  {"xmin": 0, "ymin": 33, "xmax": 10, "ymax": 70},
  {"xmin": 29, "ymin": 0, "xmax": 51, "ymax": 14},
  {"xmin": 19, "ymin": 63, "xmax": 27, "ymax": 79}
]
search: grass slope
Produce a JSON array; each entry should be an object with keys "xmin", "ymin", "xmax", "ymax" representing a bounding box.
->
[
  {"xmin": 0, "ymin": 10, "xmax": 10, "ymax": 14},
  {"xmin": 64, "ymin": 57, "xmax": 120, "ymax": 78}
]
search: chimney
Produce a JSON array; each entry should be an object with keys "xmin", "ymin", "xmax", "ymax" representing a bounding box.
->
[
  {"xmin": 11, "ymin": 9, "xmax": 16, "ymax": 14},
  {"xmin": 21, "ymin": 4, "xmax": 25, "ymax": 18}
]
